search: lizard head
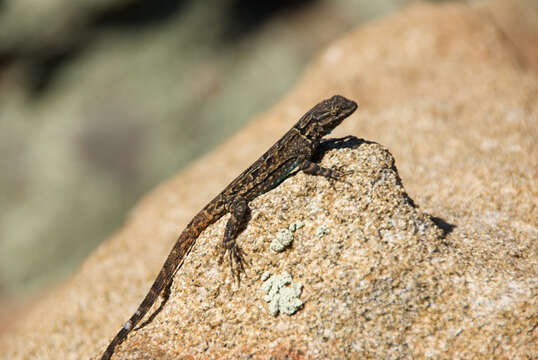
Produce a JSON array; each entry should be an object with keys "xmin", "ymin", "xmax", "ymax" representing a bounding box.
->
[{"xmin": 295, "ymin": 95, "xmax": 357, "ymax": 139}]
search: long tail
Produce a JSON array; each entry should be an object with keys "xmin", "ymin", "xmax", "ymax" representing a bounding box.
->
[{"xmin": 100, "ymin": 212, "xmax": 212, "ymax": 360}]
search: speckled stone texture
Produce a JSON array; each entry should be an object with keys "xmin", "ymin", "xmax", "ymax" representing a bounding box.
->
[{"xmin": 1, "ymin": 0, "xmax": 537, "ymax": 359}]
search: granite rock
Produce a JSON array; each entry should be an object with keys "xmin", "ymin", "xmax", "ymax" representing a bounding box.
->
[{"xmin": 1, "ymin": 0, "xmax": 537, "ymax": 359}]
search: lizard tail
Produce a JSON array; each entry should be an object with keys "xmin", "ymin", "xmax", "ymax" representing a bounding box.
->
[{"xmin": 100, "ymin": 213, "xmax": 211, "ymax": 360}]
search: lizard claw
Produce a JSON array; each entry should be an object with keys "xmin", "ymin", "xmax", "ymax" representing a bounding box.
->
[
  {"xmin": 231, "ymin": 244, "xmax": 247, "ymax": 285},
  {"xmin": 328, "ymin": 167, "xmax": 353, "ymax": 187},
  {"xmin": 219, "ymin": 243, "xmax": 247, "ymax": 284}
]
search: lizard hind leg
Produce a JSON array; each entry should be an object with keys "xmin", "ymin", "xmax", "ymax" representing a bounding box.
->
[{"xmin": 219, "ymin": 196, "xmax": 250, "ymax": 284}]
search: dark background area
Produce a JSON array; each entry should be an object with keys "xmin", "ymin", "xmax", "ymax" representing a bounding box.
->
[{"xmin": 0, "ymin": 0, "xmax": 473, "ymax": 308}]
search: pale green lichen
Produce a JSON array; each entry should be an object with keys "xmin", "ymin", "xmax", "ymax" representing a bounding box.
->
[
  {"xmin": 270, "ymin": 228, "xmax": 294, "ymax": 252},
  {"xmin": 316, "ymin": 224, "xmax": 330, "ymax": 238},
  {"xmin": 288, "ymin": 220, "xmax": 304, "ymax": 232},
  {"xmin": 261, "ymin": 271, "xmax": 304, "ymax": 316},
  {"xmin": 261, "ymin": 270, "xmax": 271, "ymax": 281}
]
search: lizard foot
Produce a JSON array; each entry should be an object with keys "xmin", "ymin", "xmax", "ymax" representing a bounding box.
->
[
  {"xmin": 218, "ymin": 243, "xmax": 247, "ymax": 284},
  {"xmin": 327, "ymin": 167, "xmax": 353, "ymax": 188}
]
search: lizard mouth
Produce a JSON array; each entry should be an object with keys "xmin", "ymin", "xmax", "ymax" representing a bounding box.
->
[{"xmin": 335, "ymin": 95, "xmax": 358, "ymax": 117}]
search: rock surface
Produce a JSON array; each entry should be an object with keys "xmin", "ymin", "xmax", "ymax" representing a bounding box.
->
[{"xmin": 1, "ymin": 0, "xmax": 537, "ymax": 359}]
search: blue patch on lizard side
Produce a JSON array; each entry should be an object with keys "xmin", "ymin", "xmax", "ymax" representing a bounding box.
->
[{"xmin": 272, "ymin": 160, "xmax": 299, "ymax": 188}]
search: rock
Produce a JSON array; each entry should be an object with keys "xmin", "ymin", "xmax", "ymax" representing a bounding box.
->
[
  {"xmin": 1, "ymin": 0, "xmax": 537, "ymax": 359},
  {"xmin": 108, "ymin": 143, "xmax": 447, "ymax": 359}
]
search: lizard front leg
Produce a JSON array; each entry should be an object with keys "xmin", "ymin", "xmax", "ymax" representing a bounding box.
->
[
  {"xmin": 220, "ymin": 197, "xmax": 249, "ymax": 283},
  {"xmin": 297, "ymin": 156, "xmax": 349, "ymax": 183}
]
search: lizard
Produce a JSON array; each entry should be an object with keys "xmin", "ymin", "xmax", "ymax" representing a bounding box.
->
[{"xmin": 100, "ymin": 94, "xmax": 357, "ymax": 360}]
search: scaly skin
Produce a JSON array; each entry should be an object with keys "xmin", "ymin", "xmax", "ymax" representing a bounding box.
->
[{"xmin": 100, "ymin": 95, "xmax": 357, "ymax": 359}]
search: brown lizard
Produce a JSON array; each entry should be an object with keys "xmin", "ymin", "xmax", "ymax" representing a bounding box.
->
[{"xmin": 100, "ymin": 95, "xmax": 357, "ymax": 359}]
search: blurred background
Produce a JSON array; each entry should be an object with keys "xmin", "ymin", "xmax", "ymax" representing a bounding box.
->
[{"xmin": 0, "ymin": 0, "xmax": 480, "ymax": 312}]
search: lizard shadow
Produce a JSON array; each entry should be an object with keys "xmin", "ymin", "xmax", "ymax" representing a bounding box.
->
[
  {"xmin": 312, "ymin": 135, "xmax": 372, "ymax": 162},
  {"xmin": 429, "ymin": 216, "xmax": 455, "ymax": 238},
  {"xmin": 310, "ymin": 135, "xmax": 455, "ymax": 238}
]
